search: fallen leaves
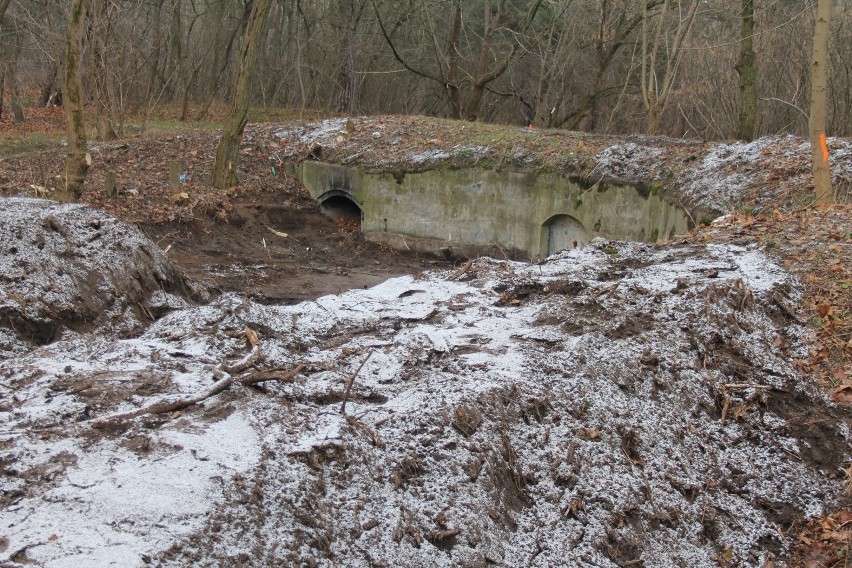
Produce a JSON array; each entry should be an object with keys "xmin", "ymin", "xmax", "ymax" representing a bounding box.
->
[{"xmin": 794, "ymin": 509, "xmax": 852, "ymax": 568}]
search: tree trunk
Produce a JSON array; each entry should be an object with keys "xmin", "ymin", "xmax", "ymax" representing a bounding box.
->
[
  {"xmin": 809, "ymin": 0, "xmax": 833, "ymax": 205},
  {"xmin": 0, "ymin": 0, "xmax": 11, "ymax": 24},
  {"xmin": 646, "ymin": 99, "xmax": 660, "ymax": 137},
  {"xmin": 39, "ymin": 62, "xmax": 60, "ymax": 106},
  {"xmin": 166, "ymin": 0, "xmax": 182, "ymax": 101},
  {"xmin": 0, "ymin": 67, "xmax": 5, "ymax": 120},
  {"xmin": 211, "ymin": 0, "xmax": 272, "ymax": 190},
  {"xmin": 466, "ymin": 1, "xmax": 495, "ymax": 122},
  {"xmin": 142, "ymin": 0, "xmax": 164, "ymax": 126},
  {"xmin": 63, "ymin": 0, "xmax": 90, "ymax": 199},
  {"xmin": 640, "ymin": 0, "xmax": 699, "ymax": 136},
  {"xmin": 334, "ymin": 0, "xmax": 357, "ymax": 114},
  {"xmin": 201, "ymin": 4, "xmax": 250, "ymax": 120},
  {"xmin": 446, "ymin": 0, "xmax": 462, "ymax": 120},
  {"xmin": 91, "ymin": 1, "xmax": 119, "ymax": 140},
  {"xmin": 735, "ymin": 0, "xmax": 757, "ymax": 141}
]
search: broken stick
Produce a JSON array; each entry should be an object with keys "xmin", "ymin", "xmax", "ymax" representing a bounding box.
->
[
  {"xmin": 340, "ymin": 349, "xmax": 375, "ymax": 415},
  {"xmin": 447, "ymin": 259, "xmax": 473, "ymax": 281}
]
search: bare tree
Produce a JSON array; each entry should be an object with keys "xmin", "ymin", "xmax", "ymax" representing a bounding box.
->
[
  {"xmin": 1, "ymin": 13, "xmax": 26, "ymax": 123},
  {"xmin": 735, "ymin": 0, "xmax": 756, "ymax": 140},
  {"xmin": 63, "ymin": 0, "xmax": 89, "ymax": 199},
  {"xmin": 212, "ymin": 0, "xmax": 272, "ymax": 189},
  {"xmin": 640, "ymin": 0, "xmax": 699, "ymax": 135},
  {"xmin": 334, "ymin": 0, "xmax": 365, "ymax": 114},
  {"xmin": 809, "ymin": 0, "xmax": 832, "ymax": 205},
  {"xmin": 374, "ymin": 0, "xmax": 544, "ymax": 121}
]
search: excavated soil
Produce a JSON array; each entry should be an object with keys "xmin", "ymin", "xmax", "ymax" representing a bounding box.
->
[
  {"xmin": 140, "ymin": 190, "xmax": 451, "ymax": 306},
  {"xmin": 0, "ymin": 116, "xmax": 850, "ymax": 567}
]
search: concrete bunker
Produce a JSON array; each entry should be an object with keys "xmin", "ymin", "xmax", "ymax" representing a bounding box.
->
[
  {"xmin": 318, "ymin": 190, "xmax": 362, "ymax": 223},
  {"xmin": 541, "ymin": 214, "xmax": 591, "ymax": 256},
  {"xmin": 299, "ymin": 161, "xmax": 692, "ymax": 259}
]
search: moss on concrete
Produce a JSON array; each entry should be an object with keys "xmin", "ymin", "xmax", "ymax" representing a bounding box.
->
[{"xmin": 300, "ymin": 162, "xmax": 691, "ymax": 259}]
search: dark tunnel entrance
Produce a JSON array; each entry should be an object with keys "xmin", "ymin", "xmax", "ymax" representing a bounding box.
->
[{"xmin": 320, "ymin": 193, "xmax": 362, "ymax": 222}]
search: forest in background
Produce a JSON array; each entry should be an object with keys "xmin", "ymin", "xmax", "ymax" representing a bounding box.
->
[{"xmin": 0, "ymin": 0, "xmax": 850, "ymax": 142}]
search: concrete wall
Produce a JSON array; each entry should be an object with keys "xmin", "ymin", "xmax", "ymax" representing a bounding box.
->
[{"xmin": 299, "ymin": 161, "xmax": 691, "ymax": 259}]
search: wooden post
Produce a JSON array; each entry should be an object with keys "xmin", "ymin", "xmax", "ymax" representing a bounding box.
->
[
  {"xmin": 169, "ymin": 162, "xmax": 181, "ymax": 192},
  {"xmin": 106, "ymin": 170, "xmax": 117, "ymax": 197}
]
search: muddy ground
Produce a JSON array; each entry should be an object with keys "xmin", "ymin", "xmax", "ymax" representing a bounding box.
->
[{"xmin": 139, "ymin": 188, "xmax": 451, "ymax": 305}]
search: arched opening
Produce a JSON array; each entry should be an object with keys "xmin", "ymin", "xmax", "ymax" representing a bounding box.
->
[
  {"xmin": 541, "ymin": 214, "xmax": 590, "ymax": 256},
  {"xmin": 319, "ymin": 192, "xmax": 362, "ymax": 222}
]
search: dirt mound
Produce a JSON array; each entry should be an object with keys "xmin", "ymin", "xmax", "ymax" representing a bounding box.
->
[
  {"xmin": 2, "ymin": 240, "xmax": 845, "ymax": 566},
  {"xmin": 0, "ymin": 197, "xmax": 205, "ymax": 353}
]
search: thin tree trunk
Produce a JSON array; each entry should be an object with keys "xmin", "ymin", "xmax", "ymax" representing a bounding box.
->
[
  {"xmin": 166, "ymin": 0, "xmax": 182, "ymax": 101},
  {"xmin": 334, "ymin": 0, "xmax": 357, "ymax": 114},
  {"xmin": 0, "ymin": 0, "xmax": 11, "ymax": 24},
  {"xmin": 809, "ymin": 0, "xmax": 833, "ymax": 205},
  {"xmin": 142, "ymin": 0, "xmax": 164, "ymax": 128},
  {"xmin": 91, "ymin": 1, "xmax": 119, "ymax": 140},
  {"xmin": 446, "ymin": 0, "xmax": 462, "ymax": 120},
  {"xmin": 39, "ymin": 62, "xmax": 59, "ymax": 106},
  {"xmin": 466, "ymin": 1, "xmax": 495, "ymax": 122},
  {"xmin": 735, "ymin": 0, "xmax": 757, "ymax": 141},
  {"xmin": 63, "ymin": 0, "xmax": 90, "ymax": 199},
  {"xmin": 10, "ymin": 66, "xmax": 24, "ymax": 124},
  {"xmin": 211, "ymin": 0, "xmax": 272, "ymax": 190},
  {"xmin": 0, "ymin": 67, "xmax": 5, "ymax": 120},
  {"xmin": 640, "ymin": 0, "xmax": 698, "ymax": 136},
  {"xmin": 200, "ymin": 4, "xmax": 249, "ymax": 120}
]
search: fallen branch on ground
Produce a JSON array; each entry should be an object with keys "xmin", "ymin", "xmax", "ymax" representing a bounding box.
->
[
  {"xmin": 340, "ymin": 349, "xmax": 375, "ymax": 415},
  {"xmin": 92, "ymin": 330, "xmax": 305, "ymax": 427},
  {"xmin": 447, "ymin": 259, "xmax": 473, "ymax": 281}
]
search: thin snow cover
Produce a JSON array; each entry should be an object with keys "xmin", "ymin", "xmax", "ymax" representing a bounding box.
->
[
  {"xmin": 273, "ymin": 118, "xmax": 349, "ymax": 147},
  {"xmin": 1, "ymin": 320, "xmax": 262, "ymax": 566},
  {"xmin": 0, "ymin": 197, "xmax": 202, "ymax": 353},
  {"xmin": 407, "ymin": 145, "xmax": 491, "ymax": 165},
  {"xmin": 406, "ymin": 149, "xmax": 453, "ymax": 164},
  {"xmin": 594, "ymin": 142, "xmax": 665, "ymax": 181},
  {"xmin": 595, "ymin": 135, "xmax": 852, "ymax": 215},
  {"xmin": 679, "ymin": 135, "xmax": 852, "ymax": 212},
  {"xmin": 2, "ymin": 416, "xmax": 258, "ymax": 567},
  {"xmin": 680, "ymin": 137, "xmax": 786, "ymax": 212},
  {"xmin": 2, "ymin": 242, "xmax": 846, "ymax": 567}
]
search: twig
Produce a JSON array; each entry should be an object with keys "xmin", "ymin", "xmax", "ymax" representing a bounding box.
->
[
  {"xmin": 340, "ymin": 349, "xmax": 375, "ymax": 415},
  {"xmin": 722, "ymin": 383, "xmax": 772, "ymax": 390},
  {"xmin": 759, "ymin": 97, "xmax": 809, "ymax": 120},
  {"xmin": 447, "ymin": 259, "xmax": 473, "ymax": 281},
  {"xmin": 345, "ymin": 414, "xmax": 385, "ymax": 448},
  {"xmin": 91, "ymin": 324, "xmax": 305, "ymax": 426},
  {"xmin": 222, "ymin": 344, "xmax": 264, "ymax": 374},
  {"xmin": 92, "ymin": 364, "xmax": 306, "ymax": 427},
  {"xmin": 241, "ymin": 365, "xmax": 305, "ymax": 385},
  {"xmin": 720, "ymin": 392, "xmax": 731, "ymax": 427},
  {"xmin": 593, "ymin": 283, "xmax": 619, "ymax": 298}
]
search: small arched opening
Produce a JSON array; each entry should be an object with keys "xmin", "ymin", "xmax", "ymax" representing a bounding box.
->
[
  {"xmin": 541, "ymin": 214, "xmax": 591, "ymax": 256},
  {"xmin": 318, "ymin": 191, "xmax": 362, "ymax": 223}
]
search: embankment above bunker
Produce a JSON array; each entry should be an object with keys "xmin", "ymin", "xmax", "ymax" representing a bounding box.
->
[
  {"xmin": 299, "ymin": 161, "xmax": 691, "ymax": 259},
  {"xmin": 270, "ymin": 117, "xmax": 852, "ymax": 255}
]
